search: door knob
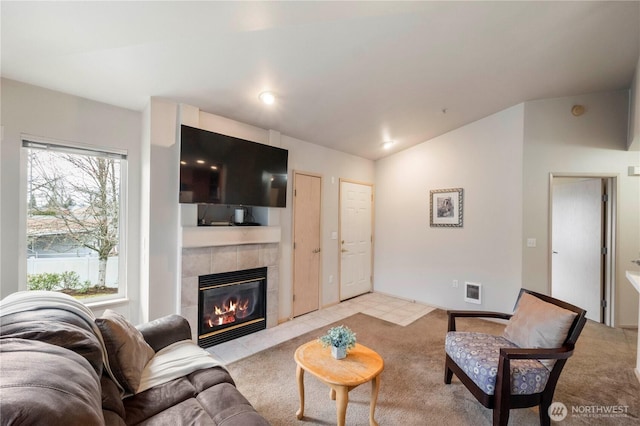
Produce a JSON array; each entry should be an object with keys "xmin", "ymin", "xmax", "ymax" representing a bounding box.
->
[
  {"xmin": 312, "ymin": 248, "xmax": 321, "ymax": 253},
  {"xmin": 341, "ymin": 249, "xmax": 348, "ymax": 253}
]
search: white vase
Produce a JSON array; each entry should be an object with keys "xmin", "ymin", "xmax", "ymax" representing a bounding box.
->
[{"xmin": 331, "ymin": 346, "xmax": 347, "ymax": 360}]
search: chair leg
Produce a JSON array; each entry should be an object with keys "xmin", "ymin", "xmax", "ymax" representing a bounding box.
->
[
  {"xmin": 444, "ymin": 358, "xmax": 453, "ymax": 384},
  {"xmin": 539, "ymin": 396, "xmax": 552, "ymax": 426},
  {"xmin": 492, "ymin": 406, "xmax": 509, "ymax": 426},
  {"xmin": 493, "ymin": 382, "xmax": 509, "ymax": 426}
]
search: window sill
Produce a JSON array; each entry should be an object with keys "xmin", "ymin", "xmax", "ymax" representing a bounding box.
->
[{"xmin": 85, "ymin": 297, "xmax": 129, "ymax": 310}]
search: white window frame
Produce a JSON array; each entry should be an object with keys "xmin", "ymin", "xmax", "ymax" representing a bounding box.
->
[{"xmin": 20, "ymin": 134, "xmax": 128, "ymax": 304}]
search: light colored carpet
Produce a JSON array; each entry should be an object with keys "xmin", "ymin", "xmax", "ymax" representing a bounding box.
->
[{"xmin": 227, "ymin": 310, "xmax": 639, "ymax": 425}]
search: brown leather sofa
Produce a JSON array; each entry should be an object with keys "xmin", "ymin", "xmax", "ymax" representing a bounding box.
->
[{"xmin": 0, "ymin": 304, "xmax": 270, "ymax": 426}]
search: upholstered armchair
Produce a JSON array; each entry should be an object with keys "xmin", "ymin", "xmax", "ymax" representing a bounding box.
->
[{"xmin": 444, "ymin": 289, "xmax": 587, "ymax": 426}]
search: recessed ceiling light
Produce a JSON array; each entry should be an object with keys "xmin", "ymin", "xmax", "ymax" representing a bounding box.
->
[
  {"xmin": 196, "ymin": 159, "xmax": 205, "ymax": 164},
  {"xmin": 259, "ymin": 91, "xmax": 275, "ymax": 105},
  {"xmin": 383, "ymin": 140, "xmax": 395, "ymax": 150},
  {"xmin": 211, "ymin": 165, "xmax": 218, "ymax": 170}
]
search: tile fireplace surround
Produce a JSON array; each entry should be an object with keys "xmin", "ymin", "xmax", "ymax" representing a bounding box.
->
[{"xmin": 181, "ymin": 242, "xmax": 279, "ymax": 341}]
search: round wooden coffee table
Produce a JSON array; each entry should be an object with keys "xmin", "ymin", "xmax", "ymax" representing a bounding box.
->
[{"xmin": 294, "ymin": 340, "xmax": 384, "ymax": 426}]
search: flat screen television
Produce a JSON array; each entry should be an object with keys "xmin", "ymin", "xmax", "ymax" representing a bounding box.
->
[{"xmin": 179, "ymin": 125, "xmax": 288, "ymax": 207}]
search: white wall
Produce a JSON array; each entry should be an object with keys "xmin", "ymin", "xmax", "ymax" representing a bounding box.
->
[
  {"xmin": 280, "ymin": 135, "xmax": 375, "ymax": 313},
  {"xmin": 139, "ymin": 100, "xmax": 151, "ymax": 323},
  {"xmin": 629, "ymin": 55, "xmax": 640, "ymax": 151},
  {"xmin": 147, "ymin": 100, "xmax": 375, "ymax": 322},
  {"xmin": 374, "ymin": 104, "xmax": 525, "ymax": 313},
  {"xmin": 1, "ymin": 123, "xmax": 3, "ymax": 287},
  {"xmin": 374, "ymin": 89, "xmax": 637, "ymax": 326},
  {"xmin": 522, "ymin": 90, "xmax": 639, "ymax": 326},
  {"xmin": 0, "ymin": 122, "xmax": 4, "ymax": 286},
  {"xmin": 0, "ymin": 79, "xmax": 142, "ymax": 319},
  {"xmin": 146, "ymin": 98, "xmax": 181, "ymax": 322}
]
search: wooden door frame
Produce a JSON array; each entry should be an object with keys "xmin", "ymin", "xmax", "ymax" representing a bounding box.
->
[
  {"xmin": 291, "ymin": 170, "xmax": 323, "ymax": 317},
  {"xmin": 548, "ymin": 172, "xmax": 618, "ymax": 326},
  {"xmin": 338, "ymin": 179, "xmax": 375, "ymax": 301}
]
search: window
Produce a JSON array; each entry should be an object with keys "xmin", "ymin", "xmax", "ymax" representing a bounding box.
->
[{"xmin": 23, "ymin": 138, "xmax": 127, "ymax": 302}]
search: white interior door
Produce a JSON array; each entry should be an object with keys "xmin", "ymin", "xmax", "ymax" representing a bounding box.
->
[
  {"xmin": 339, "ymin": 181, "xmax": 373, "ymax": 300},
  {"xmin": 551, "ymin": 178, "xmax": 603, "ymax": 322}
]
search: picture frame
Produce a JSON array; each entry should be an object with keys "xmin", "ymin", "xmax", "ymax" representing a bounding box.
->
[{"xmin": 430, "ymin": 188, "xmax": 463, "ymax": 227}]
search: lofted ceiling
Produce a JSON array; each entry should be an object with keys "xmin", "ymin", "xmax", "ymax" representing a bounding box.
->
[{"xmin": 1, "ymin": 1, "xmax": 638, "ymax": 160}]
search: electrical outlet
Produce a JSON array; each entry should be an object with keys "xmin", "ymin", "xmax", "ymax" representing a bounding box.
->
[
  {"xmin": 329, "ymin": 275, "xmax": 333, "ymax": 284},
  {"xmin": 452, "ymin": 279, "xmax": 458, "ymax": 288}
]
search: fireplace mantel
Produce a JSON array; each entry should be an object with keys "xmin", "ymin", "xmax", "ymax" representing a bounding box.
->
[{"xmin": 182, "ymin": 226, "xmax": 281, "ymax": 248}]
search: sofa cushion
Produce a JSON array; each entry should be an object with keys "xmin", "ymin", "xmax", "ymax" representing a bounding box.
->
[
  {"xmin": 445, "ymin": 331, "xmax": 550, "ymax": 395},
  {"xmin": 124, "ymin": 376, "xmax": 197, "ymax": 425},
  {"xmin": 96, "ymin": 309, "xmax": 155, "ymax": 394},
  {"xmin": 134, "ymin": 398, "xmax": 216, "ymax": 425},
  {"xmin": 0, "ymin": 308, "xmax": 104, "ymax": 375},
  {"xmin": 123, "ymin": 367, "xmax": 269, "ymax": 426},
  {"xmin": 502, "ymin": 292, "xmax": 577, "ymax": 369},
  {"xmin": 198, "ymin": 382, "xmax": 270, "ymax": 425},
  {"xmin": 103, "ymin": 409, "xmax": 127, "ymax": 426},
  {"xmin": 101, "ymin": 373, "xmax": 126, "ymax": 418},
  {"xmin": 0, "ymin": 338, "xmax": 104, "ymax": 425},
  {"xmin": 123, "ymin": 367, "xmax": 235, "ymax": 424}
]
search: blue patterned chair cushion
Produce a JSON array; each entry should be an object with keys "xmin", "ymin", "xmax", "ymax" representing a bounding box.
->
[{"xmin": 445, "ymin": 332, "xmax": 550, "ymax": 395}]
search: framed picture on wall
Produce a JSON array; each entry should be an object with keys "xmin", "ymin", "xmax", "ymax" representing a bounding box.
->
[{"xmin": 430, "ymin": 188, "xmax": 463, "ymax": 227}]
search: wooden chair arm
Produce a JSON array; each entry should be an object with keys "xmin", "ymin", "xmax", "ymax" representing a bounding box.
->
[
  {"xmin": 499, "ymin": 345, "xmax": 575, "ymax": 361},
  {"xmin": 494, "ymin": 344, "xmax": 576, "ymax": 407},
  {"xmin": 447, "ymin": 310, "xmax": 512, "ymax": 331}
]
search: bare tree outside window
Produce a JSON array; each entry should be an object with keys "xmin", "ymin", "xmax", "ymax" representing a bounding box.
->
[{"xmin": 25, "ymin": 141, "xmax": 125, "ymax": 299}]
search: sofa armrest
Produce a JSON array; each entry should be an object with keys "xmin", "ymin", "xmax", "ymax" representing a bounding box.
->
[
  {"xmin": 447, "ymin": 310, "xmax": 512, "ymax": 331},
  {"xmin": 136, "ymin": 315, "xmax": 192, "ymax": 352}
]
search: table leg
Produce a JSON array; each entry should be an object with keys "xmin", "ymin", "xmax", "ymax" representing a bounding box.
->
[
  {"xmin": 369, "ymin": 375, "xmax": 381, "ymax": 426},
  {"xmin": 335, "ymin": 385, "xmax": 349, "ymax": 426},
  {"xmin": 330, "ymin": 388, "xmax": 336, "ymax": 400},
  {"xmin": 296, "ymin": 365, "xmax": 305, "ymax": 420}
]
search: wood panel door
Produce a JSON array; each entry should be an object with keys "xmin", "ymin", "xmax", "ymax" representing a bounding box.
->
[
  {"xmin": 339, "ymin": 180, "xmax": 373, "ymax": 301},
  {"xmin": 292, "ymin": 172, "xmax": 322, "ymax": 317}
]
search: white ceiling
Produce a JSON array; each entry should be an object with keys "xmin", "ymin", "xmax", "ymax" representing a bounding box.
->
[{"xmin": 2, "ymin": 1, "xmax": 638, "ymax": 160}]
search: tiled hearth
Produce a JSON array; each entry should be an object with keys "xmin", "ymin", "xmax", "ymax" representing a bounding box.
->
[
  {"xmin": 181, "ymin": 243, "xmax": 279, "ymax": 341},
  {"xmin": 207, "ymin": 292, "xmax": 436, "ymax": 364}
]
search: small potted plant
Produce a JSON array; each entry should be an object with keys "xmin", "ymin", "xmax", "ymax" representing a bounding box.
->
[{"xmin": 319, "ymin": 325, "xmax": 357, "ymax": 359}]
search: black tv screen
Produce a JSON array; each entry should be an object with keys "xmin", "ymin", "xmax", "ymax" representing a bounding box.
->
[{"xmin": 179, "ymin": 125, "xmax": 288, "ymax": 207}]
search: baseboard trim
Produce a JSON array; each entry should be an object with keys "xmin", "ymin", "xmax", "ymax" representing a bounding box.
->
[{"xmin": 619, "ymin": 324, "xmax": 638, "ymax": 330}]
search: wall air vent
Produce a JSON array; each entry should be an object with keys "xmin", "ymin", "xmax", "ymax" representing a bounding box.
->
[{"xmin": 464, "ymin": 282, "xmax": 482, "ymax": 304}]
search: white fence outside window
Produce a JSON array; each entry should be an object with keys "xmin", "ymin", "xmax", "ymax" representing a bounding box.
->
[{"xmin": 26, "ymin": 256, "xmax": 119, "ymax": 287}]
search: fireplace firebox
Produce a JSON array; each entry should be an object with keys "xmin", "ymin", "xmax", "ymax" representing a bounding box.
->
[{"xmin": 198, "ymin": 267, "xmax": 267, "ymax": 348}]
